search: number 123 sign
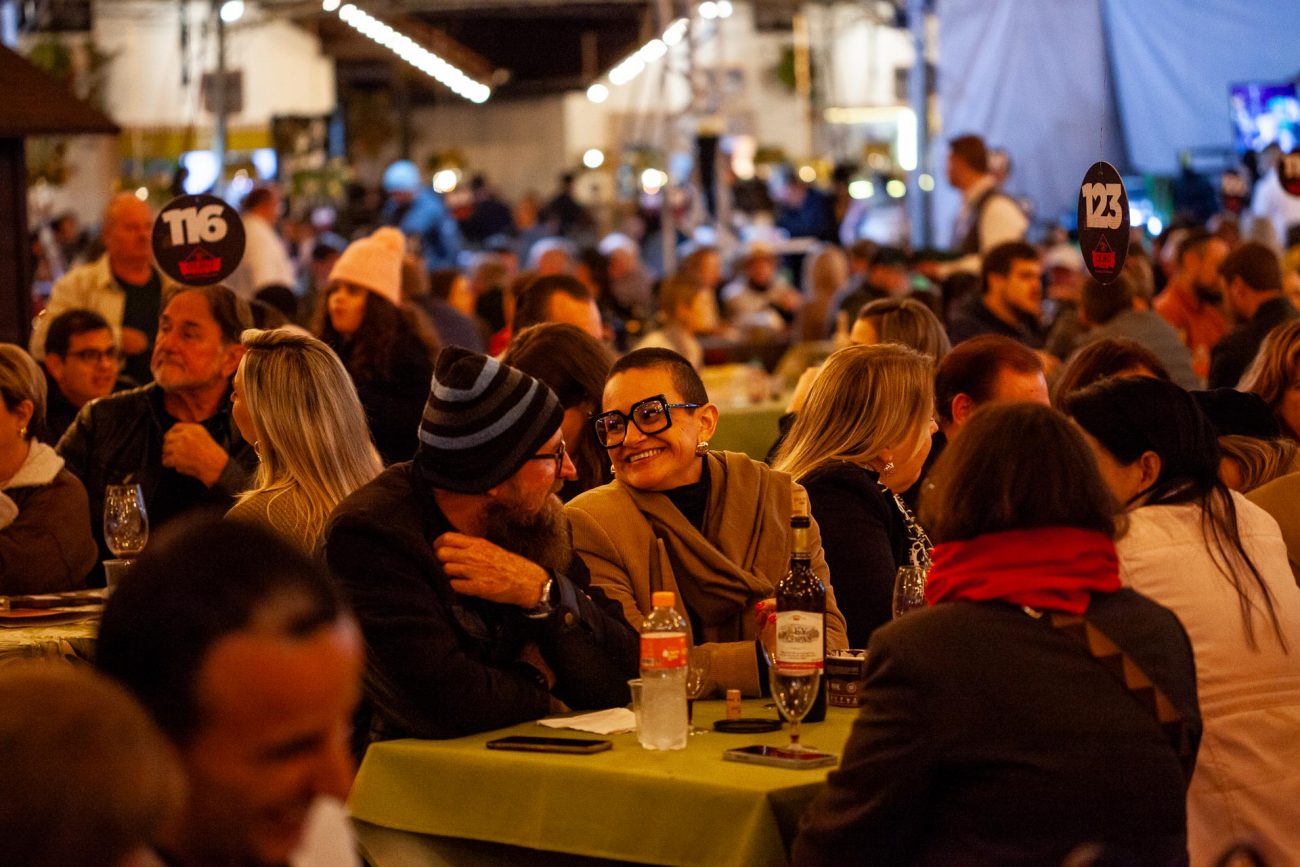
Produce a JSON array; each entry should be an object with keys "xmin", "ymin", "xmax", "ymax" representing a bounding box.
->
[
  {"xmin": 1076, "ymin": 161, "xmax": 1129, "ymax": 284},
  {"xmin": 151, "ymin": 194, "xmax": 246, "ymax": 286}
]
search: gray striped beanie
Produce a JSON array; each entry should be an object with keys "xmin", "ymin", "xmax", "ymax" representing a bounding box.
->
[{"xmin": 415, "ymin": 346, "xmax": 563, "ymax": 493}]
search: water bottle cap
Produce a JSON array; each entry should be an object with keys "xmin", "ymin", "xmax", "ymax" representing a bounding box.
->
[{"xmin": 652, "ymin": 591, "xmax": 676, "ymax": 608}]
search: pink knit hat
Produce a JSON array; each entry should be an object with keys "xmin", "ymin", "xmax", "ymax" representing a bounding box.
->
[{"xmin": 329, "ymin": 227, "xmax": 406, "ymax": 305}]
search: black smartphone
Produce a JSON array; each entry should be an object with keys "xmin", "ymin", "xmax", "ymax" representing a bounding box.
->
[
  {"xmin": 723, "ymin": 744, "xmax": 836, "ymax": 769},
  {"xmin": 485, "ymin": 735, "xmax": 613, "ymax": 754}
]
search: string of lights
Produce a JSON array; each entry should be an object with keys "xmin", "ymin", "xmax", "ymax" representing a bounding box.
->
[{"xmin": 323, "ymin": 0, "xmax": 491, "ymax": 104}]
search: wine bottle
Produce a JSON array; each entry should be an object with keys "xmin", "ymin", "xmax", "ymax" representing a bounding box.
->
[{"xmin": 774, "ymin": 487, "xmax": 827, "ymax": 722}]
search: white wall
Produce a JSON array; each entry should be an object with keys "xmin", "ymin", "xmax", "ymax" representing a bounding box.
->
[{"xmin": 92, "ymin": 0, "xmax": 334, "ymax": 129}]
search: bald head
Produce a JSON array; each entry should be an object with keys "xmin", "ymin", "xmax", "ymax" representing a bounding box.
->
[{"xmin": 104, "ymin": 193, "xmax": 154, "ymax": 274}]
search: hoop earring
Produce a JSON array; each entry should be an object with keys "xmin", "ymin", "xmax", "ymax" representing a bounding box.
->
[
  {"xmin": 695, "ymin": 441, "xmax": 709, "ymax": 456},
  {"xmin": 253, "ymin": 440, "xmax": 263, "ymax": 460}
]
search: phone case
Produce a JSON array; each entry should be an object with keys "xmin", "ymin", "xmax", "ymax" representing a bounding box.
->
[
  {"xmin": 722, "ymin": 746, "xmax": 837, "ymax": 769},
  {"xmin": 485, "ymin": 736, "xmax": 612, "ymax": 754}
]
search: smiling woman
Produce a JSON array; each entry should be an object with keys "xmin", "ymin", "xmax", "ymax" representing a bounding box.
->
[{"xmin": 566, "ymin": 348, "xmax": 849, "ymax": 697}]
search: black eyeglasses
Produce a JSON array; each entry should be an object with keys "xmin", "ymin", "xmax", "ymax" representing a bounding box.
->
[
  {"xmin": 66, "ymin": 347, "xmax": 120, "ymax": 364},
  {"xmin": 592, "ymin": 395, "xmax": 702, "ymax": 449},
  {"xmin": 527, "ymin": 439, "xmax": 567, "ymax": 474}
]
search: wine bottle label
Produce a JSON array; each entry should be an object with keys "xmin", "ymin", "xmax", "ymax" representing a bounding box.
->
[
  {"xmin": 641, "ymin": 632, "xmax": 687, "ymax": 669},
  {"xmin": 774, "ymin": 611, "xmax": 824, "ymax": 672}
]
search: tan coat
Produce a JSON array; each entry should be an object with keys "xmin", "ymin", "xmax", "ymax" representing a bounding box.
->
[
  {"xmin": 567, "ymin": 450, "xmax": 847, "ymax": 696},
  {"xmin": 1248, "ymin": 472, "xmax": 1300, "ymax": 586}
]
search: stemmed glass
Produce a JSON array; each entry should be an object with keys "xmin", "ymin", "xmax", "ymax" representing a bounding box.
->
[
  {"xmin": 685, "ymin": 648, "xmax": 711, "ymax": 734},
  {"xmin": 103, "ymin": 484, "xmax": 149, "ymax": 563},
  {"xmin": 767, "ymin": 665, "xmax": 821, "ymax": 754},
  {"xmin": 892, "ymin": 564, "xmax": 928, "ymax": 619}
]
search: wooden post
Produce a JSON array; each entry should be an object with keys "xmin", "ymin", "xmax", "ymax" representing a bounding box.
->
[{"xmin": 0, "ymin": 136, "xmax": 33, "ymax": 345}]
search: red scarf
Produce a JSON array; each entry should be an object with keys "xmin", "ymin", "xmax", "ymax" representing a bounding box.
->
[{"xmin": 924, "ymin": 527, "xmax": 1119, "ymax": 615}]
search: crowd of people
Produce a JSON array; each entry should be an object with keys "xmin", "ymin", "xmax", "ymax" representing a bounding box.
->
[{"xmin": 6, "ymin": 131, "xmax": 1300, "ymax": 866}]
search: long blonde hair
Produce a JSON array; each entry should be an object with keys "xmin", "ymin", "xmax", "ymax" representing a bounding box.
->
[
  {"xmin": 1240, "ymin": 319, "xmax": 1300, "ymax": 437},
  {"xmin": 774, "ymin": 344, "xmax": 934, "ymax": 482},
  {"xmin": 236, "ymin": 328, "xmax": 382, "ymax": 547}
]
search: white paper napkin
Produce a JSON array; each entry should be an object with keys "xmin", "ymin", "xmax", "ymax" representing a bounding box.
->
[{"xmin": 537, "ymin": 708, "xmax": 636, "ymax": 735}]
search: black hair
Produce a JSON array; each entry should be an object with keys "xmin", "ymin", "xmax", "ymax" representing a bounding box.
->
[
  {"xmin": 980, "ymin": 241, "xmax": 1040, "ymax": 291},
  {"xmin": 1066, "ymin": 377, "xmax": 1285, "ymax": 651},
  {"xmin": 96, "ymin": 517, "xmax": 347, "ymax": 743},
  {"xmin": 45, "ymin": 308, "xmax": 112, "ymax": 358},
  {"xmin": 607, "ymin": 347, "xmax": 708, "ymax": 406}
]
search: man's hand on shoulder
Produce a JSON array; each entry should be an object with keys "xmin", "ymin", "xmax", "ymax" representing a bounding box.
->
[
  {"xmin": 434, "ymin": 532, "xmax": 550, "ymax": 609},
  {"xmin": 162, "ymin": 423, "xmax": 231, "ymax": 487}
]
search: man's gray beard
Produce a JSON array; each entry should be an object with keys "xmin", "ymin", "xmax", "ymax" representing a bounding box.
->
[{"xmin": 482, "ymin": 493, "xmax": 573, "ymax": 575}]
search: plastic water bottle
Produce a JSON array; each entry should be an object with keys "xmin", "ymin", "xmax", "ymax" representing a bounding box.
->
[{"xmin": 639, "ymin": 591, "xmax": 689, "ymax": 750}]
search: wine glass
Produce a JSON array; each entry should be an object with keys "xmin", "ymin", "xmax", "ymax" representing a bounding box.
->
[
  {"xmin": 768, "ymin": 665, "xmax": 821, "ymax": 753},
  {"xmin": 892, "ymin": 564, "xmax": 928, "ymax": 619},
  {"xmin": 103, "ymin": 484, "xmax": 149, "ymax": 563},
  {"xmin": 685, "ymin": 648, "xmax": 711, "ymax": 734}
]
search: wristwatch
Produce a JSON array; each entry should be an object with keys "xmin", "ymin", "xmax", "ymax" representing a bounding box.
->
[{"xmin": 525, "ymin": 575, "xmax": 555, "ymax": 619}]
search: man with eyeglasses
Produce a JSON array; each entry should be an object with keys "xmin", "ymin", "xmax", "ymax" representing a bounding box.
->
[
  {"xmin": 325, "ymin": 346, "xmax": 638, "ymax": 741},
  {"xmin": 38, "ymin": 308, "xmax": 136, "ymax": 444}
]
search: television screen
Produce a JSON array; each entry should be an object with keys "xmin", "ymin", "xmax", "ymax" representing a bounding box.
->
[{"xmin": 1230, "ymin": 81, "xmax": 1300, "ymax": 153}]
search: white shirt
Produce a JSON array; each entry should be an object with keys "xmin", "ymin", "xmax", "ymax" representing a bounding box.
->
[
  {"xmin": 1250, "ymin": 168, "xmax": 1300, "ymax": 250},
  {"xmin": 946, "ymin": 175, "xmax": 1030, "ymax": 276},
  {"xmin": 225, "ymin": 213, "xmax": 297, "ymax": 301}
]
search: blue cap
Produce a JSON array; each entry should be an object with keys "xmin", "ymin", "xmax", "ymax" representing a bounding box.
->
[{"xmin": 383, "ymin": 160, "xmax": 422, "ymax": 193}]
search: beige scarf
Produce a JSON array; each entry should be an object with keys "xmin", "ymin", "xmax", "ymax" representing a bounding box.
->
[{"xmin": 616, "ymin": 451, "xmax": 794, "ymax": 631}]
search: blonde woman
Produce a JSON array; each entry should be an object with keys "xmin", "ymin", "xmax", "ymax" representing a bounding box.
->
[
  {"xmin": 773, "ymin": 344, "xmax": 936, "ymax": 645},
  {"xmin": 1240, "ymin": 319, "xmax": 1300, "ymax": 439},
  {"xmin": 1218, "ymin": 435, "xmax": 1300, "ymax": 491},
  {"xmin": 228, "ymin": 328, "xmax": 382, "ymax": 554},
  {"xmin": 635, "ymin": 274, "xmax": 716, "ymax": 368},
  {"xmin": 797, "ymin": 244, "xmax": 849, "ymax": 342}
]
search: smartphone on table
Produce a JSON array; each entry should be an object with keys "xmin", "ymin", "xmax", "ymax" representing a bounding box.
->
[
  {"xmin": 723, "ymin": 744, "xmax": 836, "ymax": 769},
  {"xmin": 486, "ymin": 735, "xmax": 612, "ymax": 754}
]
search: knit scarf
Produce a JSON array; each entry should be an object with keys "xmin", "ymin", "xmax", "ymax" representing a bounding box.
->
[{"xmin": 924, "ymin": 527, "xmax": 1119, "ymax": 615}]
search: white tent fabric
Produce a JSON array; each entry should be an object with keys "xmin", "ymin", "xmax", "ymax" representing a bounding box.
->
[
  {"xmin": 932, "ymin": 0, "xmax": 1124, "ymax": 244},
  {"xmin": 1104, "ymin": 0, "xmax": 1300, "ymax": 175},
  {"xmin": 932, "ymin": 0, "xmax": 1300, "ymax": 242}
]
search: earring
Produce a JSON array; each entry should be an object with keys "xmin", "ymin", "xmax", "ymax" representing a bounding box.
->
[
  {"xmin": 880, "ymin": 461, "xmax": 895, "ymax": 475},
  {"xmin": 253, "ymin": 440, "xmax": 263, "ymax": 459},
  {"xmin": 695, "ymin": 441, "xmax": 709, "ymax": 456},
  {"xmin": 18, "ymin": 426, "xmax": 26, "ymax": 439},
  {"xmin": 610, "ymin": 463, "xmax": 616, "ymax": 475}
]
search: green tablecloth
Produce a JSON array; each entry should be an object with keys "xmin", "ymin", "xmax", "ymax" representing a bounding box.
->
[
  {"xmin": 709, "ymin": 402, "xmax": 786, "ymax": 462},
  {"xmin": 348, "ymin": 700, "xmax": 856, "ymax": 867}
]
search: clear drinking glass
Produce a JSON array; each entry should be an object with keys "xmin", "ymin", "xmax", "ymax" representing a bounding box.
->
[
  {"xmin": 103, "ymin": 484, "xmax": 149, "ymax": 562},
  {"xmin": 768, "ymin": 665, "xmax": 821, "ymax": 753},
  {"xmin": 892, "ymin": 564, "xmax": 928, "ymax": 619},
  {"xmin": 685, "ymin": 648, "xmax": 711, "ymax": 734}
]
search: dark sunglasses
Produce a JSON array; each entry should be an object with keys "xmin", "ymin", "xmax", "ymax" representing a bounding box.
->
[{"xmin": 591, "ymin": 395, "xmax": 702, "ymax": 449}]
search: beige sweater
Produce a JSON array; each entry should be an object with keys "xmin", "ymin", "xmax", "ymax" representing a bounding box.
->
[
  {"xmin": 567, "ymin": 450, "xmax": 847, "ymax": 696},
  {"xmin": 226, "ymin": 486, "xmax": 323, "ymax": 557}
]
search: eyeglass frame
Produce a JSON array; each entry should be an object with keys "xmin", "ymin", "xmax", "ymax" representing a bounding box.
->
[
  {"xmin": 590, "ymin": 394, "xmax": 703, "ymax": 449},
  {"xmin": 62, "ymin": 346, "xmax": 121, "ymax": 364},
  {"xmin": 526, "ymin": 438, "xmax": 568, "ymax": 474}
]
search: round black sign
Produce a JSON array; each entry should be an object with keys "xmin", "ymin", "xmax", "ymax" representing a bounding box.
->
[
  {"xmin": 1076, "ymin": 161, "xmax": 1130, "ymax": 285},
  {"xmin": 151, "ymin": 194, "xmax": 246, "ymax": 286},
  {"xmin": 1278, "ymin": 149, "xmax": 1300, "ymax": 197}
]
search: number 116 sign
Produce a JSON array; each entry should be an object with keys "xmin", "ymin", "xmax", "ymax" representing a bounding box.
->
[
  {"xmin": 151, "ymin": 194, "xmax": 246, "ymax": 286},
  {"xmin": 1076, "ymin": 161, "xmax": 1129, "ymax": 284}
]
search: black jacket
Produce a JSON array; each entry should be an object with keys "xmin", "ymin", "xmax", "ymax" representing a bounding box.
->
[
  {"xmin": 947, "ymin": 292, "xmax": 1044, "ymax": 348},
  {"xmin": 793, "ymin": 590, "xmax": 1201, "ymax": 867},
  {"xmin": 1208, "ymin": 296, "xmax": 1299, "ymax": 388},
  {"xmin": 324, "ymin": 463, "xmax": 639, "ymax": 741},
  {"xmin": 332, "ymin": 330, "xmax": 434, "ymax": 467},
  {"xmin": 56, "ymin": 382, "xmax": 256, "ymax": 565},
  {"xmin": 800, "ymin": 462, "xmax": 909, "ymax": 648}
]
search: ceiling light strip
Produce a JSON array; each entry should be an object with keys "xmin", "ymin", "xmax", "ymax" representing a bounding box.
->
[
  {"xmin": 328, "ymin": 1, "xmax": 491, "ymax": 103},
  {"xmin": 592, "ymin": 16, "xmax": 689, "ymax": 98}
]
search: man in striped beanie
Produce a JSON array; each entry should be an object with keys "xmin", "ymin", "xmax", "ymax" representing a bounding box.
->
[{"xmin": 324, "ymin": 347, "xmax": 639, "ymax": 741}]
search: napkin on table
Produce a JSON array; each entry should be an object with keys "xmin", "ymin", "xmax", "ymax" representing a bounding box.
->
[{"xmin": 537, "ymin": 708, "xmax": 636, "ymax": 735}]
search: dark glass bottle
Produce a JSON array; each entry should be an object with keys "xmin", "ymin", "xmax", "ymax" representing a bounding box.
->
[{"xmin": 774, "ymin": 489, "xmax": 828, "ymax": 722}]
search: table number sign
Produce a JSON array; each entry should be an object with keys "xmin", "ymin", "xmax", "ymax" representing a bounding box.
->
[
  {"xmin": 1077, "ymin": 161, "xmax": 1129, "ymax": 284},
  {"xmin": 152, "ymin": 194, "xmax": 246, "ymax": 286}
]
